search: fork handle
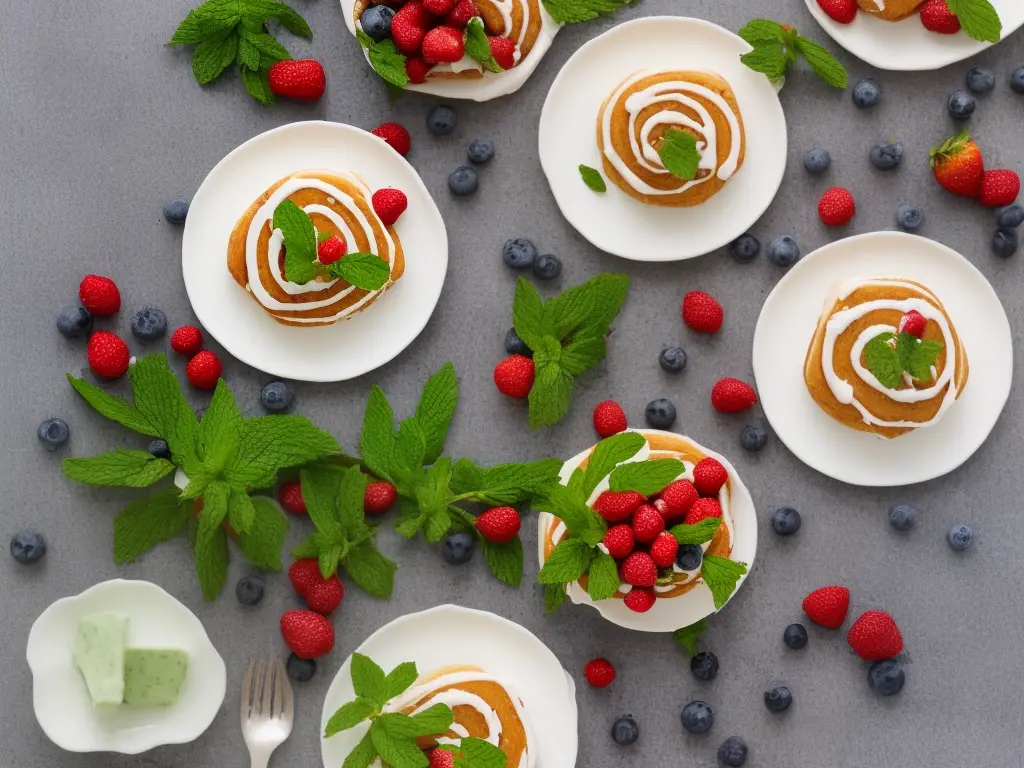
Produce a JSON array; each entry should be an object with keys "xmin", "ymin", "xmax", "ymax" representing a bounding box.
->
[{"xmin": 248, "ymin": 749, "xmax": 271, "ymax": 768}]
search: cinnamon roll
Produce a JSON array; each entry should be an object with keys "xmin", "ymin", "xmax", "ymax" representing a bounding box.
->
[{"xmin": 856, "ymin": 0, "xmax": 925, "ymax": 22}]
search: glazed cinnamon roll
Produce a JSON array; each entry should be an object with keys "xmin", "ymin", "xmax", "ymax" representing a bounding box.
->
[{"xmin": 856, "ymin": 0, "xmax": 925, "ymax": 22}]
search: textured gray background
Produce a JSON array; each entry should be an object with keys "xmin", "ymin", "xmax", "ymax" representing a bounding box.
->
[{"xmin": 2, "ymin": 0, "xmax": 1023, "ymax": 766}]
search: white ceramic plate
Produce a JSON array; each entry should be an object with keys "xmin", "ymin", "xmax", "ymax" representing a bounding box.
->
[
  {"xmin": 536, "ymin": 429, "xmax": 758, "ymax": 633},
  {"xmin": 320, "ymin": 605, "xmax": 578, "ymax": 768},
  {"xmin": 538, "ymin": 16, "xmax": 787, "ymax": 262},
  {"xmin": 182, "ymin": 121, "xmax": 448, "ymax": 382},
  {"xmin": 804, "ymin": 0, "xmax": 1024, "ymax": 71},
  {"xmin": 26, "ymin": 579, "xmax": 226, "ymax": 754},
  {"xmin": 753, "ymin": 232, "xmax": 1012, "ymax": 487}
]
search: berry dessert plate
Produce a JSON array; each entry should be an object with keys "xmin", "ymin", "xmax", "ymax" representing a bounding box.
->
[
  {"xmin": 320, "ymin": 605, "xmax": 578, "ymax": 768},
  {"xmin": 182, "ymin": 121, "xmax": 448, "ymax": 381},
  {"xmin": 754, "ymin": 231, "xmax": 1012, "ymax": 487},
  {"xmin": 804, "ymin": 0, "xmax": 1024, "ymax": 71},
  {"xmin": 538, "ymin": 16, "xmax": 787, "ymax": 262},
  {"xmin": 26, "ymin": 579, "xmax": 226, "ymax": 754}
]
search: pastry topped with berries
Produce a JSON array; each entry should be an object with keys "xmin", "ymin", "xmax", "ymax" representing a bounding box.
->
[{"xmin": 856, "ymin": 0, "xmax": 925, "ymax": 22}]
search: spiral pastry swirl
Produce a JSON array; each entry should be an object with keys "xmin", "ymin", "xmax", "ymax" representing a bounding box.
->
[
  {"xmin": 856, "ymin": 0, "xmax": 925, "ymax": 22},
  {"xmin": 597, "ymin": 69, "xmax": 746, "ymax": 207},
  {"xmin": 227, "ymin": 170, "xmax": 404, "ymax": 327}
]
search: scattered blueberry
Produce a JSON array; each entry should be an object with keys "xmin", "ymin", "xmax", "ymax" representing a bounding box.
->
[
  {"xmin": 56, "ymin": 305, "xmax": 93, "ymax": 338},
  {"xmin": 10, "ymin": 529, "xmax": 46, "ymax": 564},
  {"xmin": 37, "ymin": 418, "xmax": 69, "ymax": 451},
  {"xmin": 728, "ymin": 233, "xmax": 760, "ymax": 263},
  {"xmin": 992, "ymin": 228, "xmax": 1019, "ymax": 258},
  {"xmin": 764, "ymin": 685, "xmax": 793, "ymax": 713},
  {"xmin": 870, "ymin": 142, "xmax": 903, "ymax": 171},
  {"xmin": 852, "ymin": 78, "xmax": 881, "ymax": 109},
  {"xmin": 148, "ymin": 439, "xmax": 171, "ymax": 459},
  {"xmin": 803, "ymin": 148, "xmax": 831, "ymax": 174},
  {"xmin": 948, "ymin": 523, "xmax": 973, "ymax": 550},
  {"xmin": 680, "ymin": 701, "xmax": 714, "ymax": 734},
  {"xmin": 996, "ymin": 204, "xmax": 1024, "ymax": 229},
  {"xmin": 448, "ymin": 166, "xmax": 479, "ymax": 197},
  {"xmin": 130, "ymin": 307, "xmax": 167, "ymax": 342},
  {"xmin": 261, "ymin": 381, "xmax": 294, "ymax": 413},
  {"xmin": 235, "ymin": 576, "xmax": 264, "ymax": 606},
  {"xmin": 426, "ymin": 105, "xmax": 457, "ymax": 136},
  {"xmin": 690, "ymin": 651, "xmax": 719, "ymax": 681},
  {"xmin": 360, "ymin": 4, "xmax": 394, "ymax": 41},
  {"xmin": 503, "ymin": 238, "xmax": 537, "ymax": 269},
  {"xmin": 771, "ymin": 507, "xmax": 801, "ymax": 537},
  {"xmin": 888, "ymin": 503, "xmax": 917, "ymax": 532},
  {"xmin": 947, "ymin": 90, "xmax": 976, "ymax": 120},
  {"xmin": 965, "ymin": 67, "xmax": 995, "ymax": 94},
  {"xmin": 286, "ymin": 653, "xmax": 316, "ymax": 682},
  {"xmin": 163, "ymin": 197, "xmax": 189, "ymax": 224},
  {"xmin": 868, "ymin": 659, "xmax": 906, "ymax": 696},
  {"xmin": 676, "ymin": 544, "xmax": 703, "ymax": 571},
  {"xmin": 504, "ymin": 327, "xmax": 532, "ymax": 357},
  {"xmin": 442, "ymin": 532, "xmax": 475, "ymax": 565},
  {"xmin": 767, "ymin": 236, "xmax": 800, "ymax": 267},
  {"xmin": 1010, "ymin": 67, "xmax": 1024, "ymax": 95},
  {"xmin": 645, "ymin": 398, "xmax": 676, "ymax": 429},
  {"xmin": 659, "ymin": 346, "xmax": 687, "ymax": 373},
  {"xmin": 783, "ymin": 623, "xmax": 808, "ymax": 650},
  {"xmin": 467, "ymin": 139, "xmax": 495, "ymax": 165},
  {"xmin": 611, "ymin": 715, "xmax": 639, "ymax": 746},
  {"xmin": 717, "ymin": 736, "xmax": 748, "ymax": 767},
  {"xmin": 533, "ymin": 253, "xmax": 562, "ymax": 280},
  {"xmin": 740, "ymin": 425, "xmax": 768, "ymax": 453},
  {"xmin": 896, "ymin": 204, "xmax": 925, "ymax": 232}
]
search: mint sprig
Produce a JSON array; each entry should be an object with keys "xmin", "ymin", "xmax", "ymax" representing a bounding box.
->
[
  {"xmin": 540, "ymin": 0, "xmax": 634, "ymax": 24},
  {"xmin": 465, "ymin": 18, "xmax": 502, "ymax": 73},
  {"xmin": 274, "ymin": 199, "xmax": 318, "ymax": 284},
  {"xmin": 657, "ymin": 129, "xmax": 701, "ymax": 181},
  {"xmin": 864, "ymin": 331, "xmax": 943, "ymax": 389},
  {"xmin": 945, "ymin": 0, "xmax": 1002, "ymax": 43},
  {"xmin": 700, "ymin": 554, "xmax": 748, "ymax": 610},
  {"xmin": 673, "ymin": 618, "xmax": 707, "ymax": 657},
  {"xmin": 578, "ymin": 164, "xmax": 606, "ymax": 192},
  {"xmin": 355, "ymin": 29, "xmax": 409, "ymax": 92},
  {"xmin": 738, "ymin": 20, "xmax": 847, "ymax": 89},
  {"xmin": 323, "ymin": 253, "xmax": 391, "ymax": 291}
]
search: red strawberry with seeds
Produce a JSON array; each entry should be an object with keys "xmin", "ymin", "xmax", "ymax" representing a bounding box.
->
[
  {"xmin": 423, "ymin": 0, "xmax": 456, "ymax": 15},
  {"xmin": 631, "ymin": 504, "xmax": 665, "ymax": 543},
  {"xmin": 847, "ymin": 610, "xmax": 903, "ymax": 661},
  {"xmin": 364, "ymin": 481, "xmax": 397, "ymax": 515},
  {"xmin": 682, "ymin": 290, "xmax": 723, "ymax": 334},
  {"xmin": 267, "ymin": 60, "xmax": 326, "ymax": 101},
  {"xmin": 392, "ymin": 3, "xmax": 428, "ymax": 55},
  {"xmin": 371, "ymin": 122, "xmax": 412, "ymax": 156},
  {"xmin": 711, "ymin": 378, "xmax": 757, "ymax": 413},
  {"xmin": 619, "ymin": 551, "xmax": 657, "ymax": 587},
  {"xmin": 898, "ymin": 310, "xmax": 926, "ymax": 338},
  {"xmin": 602, "ymin": 524, "xmax": 635, "ymax": 559},
  {"xmin": 475, "ymin": 506, "xmax": 521, "ymax": 543},
  {"xmin": 692, "ymin": 458, "xmax": 728, "ymax": 497},
  {"xmin": 583, "ymin": 658, "xmax": 616, "ymax": 688},
  {"xmin": 278, "ymin": 481, "xmax": 307, "ymax": 515},
  {"xmin": 656, "ymin": 479, "xmax": 698, "ymax": 520},
  {"xmin": 186, "ymin": 350, "xmax": 222, "ymax": 390},
  {"xmin": 288, "ymin": 558, "xmax": 322, "ymax": 596},
  {"xmin": 593, "ymin": 490, "xmax": 645, "ymax": 523},
  {"xmin": 317, "ymin": 235, "xmax": 347, "ymax": 266},
  {"xmin": 280, "ymin": 610, "xmax": 335, "ymax": 659},
  {"xmin": 623, "ymin": 587, "xmax": 656, "ymax": 613},
  {"xmin": 489, "ymin": 36, "xmax": 516, "ymax": 70},
  {"xmin": 428, "ymin": 749, "xmax": 455, "ymax": 768},
  {"xmin": 592, "ymin": 400, "xmax": 627, "ymax": 438},
  {"xmin": 920, "ymin": 0, "xmax": 961, "ymax": 33},
  {"xmin": 79, "ymin": 275, "xmax": 121, "ymax": 317},
  {"xmin": 422, "ymin": 26, "xmax": 465, "ymax": 64},
  {"xmin": 930, "ymin": 130, "xmax": 984, "ymax": 198},
  {"xmin": 305, "ymin": 574, "xmax": 345, "ymax": 615},
  {"xmin": 816, "ymin": 0, "xmax": 857, "ymax": 23},
  {"xmin": 649, "ymin": 531, "xmax": 679, "ymax": 568},
  {"xmin": 372, "ymin": 188, "xmax": 408, "ymax": 227},
  {"xmin": 818, "ymin": 186, "xmax": 856, "ymax": 226},
  {"xmin": 802, "ymin": 585, "xmax": 851, "ymax": 629},
  {"xmin": 978, "ymin": 169, "xmax": 1020, "ymax": 208},
  {"xmin": 493, "ymin": 355, "xmax": 535, "ymax": 399},
  {"xmin": 684, "ymin": 497, "xmax": 722, "ymax": 526},
  {"xmin": 445, "ymin": 0, "xmax": 477, "ymax": 26},
  {"xmin": 170, "ymin": 325, "xmax": 203, "ymax": 356},
  {"xmin": 87, "ymin": 331, "xmax": 130, "ymax": 379},
  {"xmin": 406, "ymin": 57, "xmax": 432, "ymax": 84}
]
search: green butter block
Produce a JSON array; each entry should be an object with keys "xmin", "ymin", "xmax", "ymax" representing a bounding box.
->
[
  {"xmin": 73, "ymin": 613, "xmax": 128, "ymax": 706},
  {"xmin": 123, "ymin": 648, "xmax": 189, "ymax": 706}
]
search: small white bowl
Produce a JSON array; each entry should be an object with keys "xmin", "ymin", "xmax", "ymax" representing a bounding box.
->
[{"xmin": 26, "ymin": 579, "xmax": 227, "ymax": 754}]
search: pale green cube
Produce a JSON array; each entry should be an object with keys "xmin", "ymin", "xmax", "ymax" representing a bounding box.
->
[
  {"xmin": 73, "ymin": 613, "xmax": 128, "ymax": 706},
  {"xmin": 123, "ymin": 648, "xmax": 189, "ymax": 706}
]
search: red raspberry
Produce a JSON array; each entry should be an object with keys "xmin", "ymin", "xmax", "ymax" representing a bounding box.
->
[
  {"xmin": 391, "ymin": 2, "xmax": 429, "ymax": 55},
  {"xmin": 710, "ymin": 378, "xmax": 758, "ymax": 413},
  {"xmin": 656, "ymin": 480, "xmax": 698, "ymax": 521},
  {"xmin": 423, "ymin": 0, "xmax": 455, "ymax": 15},
  {"xmin": 288, "ymin": 558, "xmax": 321, "ymax": 596},
  {"xmin": 619, "ymin": 551, "xmax": 657, "ymax": 587},
  {"xmin": 493, "ymin": 355, "xmax": 535, "ymax": 399},
  {"xmin": 649, "ymin": 531, "xmax": 679, "ymax": 568},
  {"xmin": 185, "ymin": 350, "xmax": 222, "ymax": 390},
  {"xmin": 278, "ymin": 481, "xmax": 307, "ymax": 515},
  {"xmin": 79, "ymin": 275, "xmax": 121, "ymax": 317},
  {"xmin": 170, "ymin": 325, "xmax": 203, "ymax": 356},
  {"xmin": 818, "ymin": 186, "xmax": 856, "ymax": 226},
  {"xmin": 317, "ymin": 234, "xmax": 347, "ymax": 265},
  {"xmin": 428, "ymin": 748, "xmax": 455, "ymax": 768},
  {"xmin": 919, "ymin": 0, "xmax": 961, "ymax": 33},
  {"xmin": 897, "ymin": 310, "xmax": 927, "ymax": 338},
  {"xmin": 87, "ymin": 331, "xmax": 130, "ymax": 379},
  {"xmin": 267, "ymin": 60, "xmax": 326, "ymax": 101},
  {"xmin": 816, "ymin": 0, "xmax": 857, "ymax": 24},
  {"xmin": 684, "ymin": 497, "xmax": 722, "ymax": 525},
  {"xmin": 489, "ymin": 36, "xmax": 516, "ymax": 70},
  {"xmin": 406, "ymin": 57, "xmax": 431, "ymax": 84},
  {"xmin": 371, "ymin": 122, "xmax": 412, "ymax": 156},
  {"xmin": 592, "ymin": 490, "xmax": 645, "ymax": 523},
  {"xmin": 364, "ymin": 481, "xmax": 397, "ymax": 515},
  {"xmin": 421, "ymin": 26, "xmax": 465, "ymax": 65},
  {"xmin": 475, "ymin": 506, "xmax": 521, "ymax": 543},
  {"xmin": 623, "ymin": 587, "xmax": 656, "ymax": 613},
  {"xmin": 682, "ymin": 291, "xmax": 723, "ymax": 333},
  {"xmin": 631, "ymin": 504, "xmax": 665, "ymax": 543},
  {"xmin": 592, "ymin": 400, "xmax": 627, "ymax": 438},
  {"xmin": 602, "ymin": 524, "xmax": 635, "ymax": 559},
  {"xmin": 445, "ymin": 0, "xmax": 477, "ymax": 26},
  {"xmin": 802, "ymin": 585, "xmax": 851, "ymax": 629},
  {"xmin": 583, "ymin": 658, "xmax": 616, "ymax": 688},
  {"xmin": 372, "ymin": 188, "xmax": 408, "ymax": 227},
  {"xmin": 692, "ymin": 458, "xmax": 728, "ymax": 497},
  {"xmin": 305, "ymin": 574, "xmax": 344, "ymax": 615},
  {"xmin": 280, "ymin": 610, "xmax": 334, "ymax": 659}
]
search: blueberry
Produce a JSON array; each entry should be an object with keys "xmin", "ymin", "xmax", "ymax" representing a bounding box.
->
[
  {"xmin": 533, "ymin": 253, "xmax": 562, "ymax": 280},
  {"xmin": 992, "ymin": 228, "xmax": 1019, "ymax": 258},
  {"xmin": 360, "ymin": 4, "xmax": 394, "ymax": 41},
  {"xmin": 728, "ymin": 233, "xmax": 760, "ymax": 263},
  {"xmin": 888, "ymin": 503, "xmax": 917, "ymax": 532},
  {"xmin": 676, "ymin": 543, "xmax": 703, "ymax": 571},
  {"xmin": 896, "ymin": 204, "xmax": 924, "ymax": 232},
  {"xmin": 852, "ymin": 78, "xmax": 881, "ymax": 109},
  {"xmin": 717, "ymin": 736, "xmax": 748, "ymax": 767},
  {"xmin": 286, "ymin": 653, "xmax": 316, "ymax": 682},
  {"xmin": 996, "ymin": 204, "xmax": 1024, "ymax": 229},
  {"xmin": 448, "ymin": 166, "xmax": 479, "ymax": 197},
  {"xmin": 611, "ymin": 715, "xmax": 639, "ymax": 745},
  {"xmin": 164, "ymin": 198, "xmax": 189, "ymax": 224},
  {"xmin": 948, "ymin": 523, "xmax": 973, "ymax": 550},
  {"xmin": 235, "ymin": 576, "xmax": 264, "ymax": 606},
  {"xmin": 659, "ymin": 346, "xmax": 687, "ymax": 373},
  {"xmin": 764, "ymin": 685, "xmax": 793, "ymax": 713},
  {"xmin": 261, "ymin": 381, "xmax": 294, "ymax": 413},
  {"xmin": 680, "ymin": 701, "xmax": 714, "ymax": 734},
  {"xmin": 426, "ymin": 105, "xmax": 457, "ymax": 136},
  {"xmin": 442, "ymin": 532, "xmax": 475, "ymax": 565},
  {"xmin": 870, "ymin": 142, "xmax": 903, "ymax": 171},
  {"xmin": 690, "ymin": 651, "xmax": 719, "ymax": 681},
  {"xmin": 130, "ymin": 307, "xmax": 167, "ymax": 342},
  {"xmin": 783, "ymin": 623, "xmax": 808, "ymax": 650},
  {"xmin": 645, "ymin": 398, "xmax": 676, "ymax": 429},
  {"xmin": 740, "ymin": 425, "xmax": 767, "ymax": 453},
  {"xmin": 56, "ymin": 305, "xmax": 93, "ymax": 338},
  {"xmin": 10, "ymin": 529, "xmax": 46, "ymax": 564},
  {"xmin": 767, "ymin": 235, "xmax": 800, "ymax": 267},
  {"xmin": 803, "ymin": 148, "xmax": 831, "ymax": 174},
  {"xmin": 868, "ymin": 659, "xmax": 906, "ymax": 696},
  {"xmin": 504, "ymin": 327, "xmax": 532, "ymax": 357},
  {"xmin": 965, "ymin": 67, "xmax": 995, "ymax": 94},
  {"xmin": 467, "ymin": 139, "xmax": 495, "ymax": 165},
  {"xmin": 947, "ymin": 90, "xmax": 976, "ymax": 120},
  {"xmin": 37, "ymin": 418, "xmax": 69, "ymax": 450},
  {"xmin": 1010, "ymin": 67, "xmax": 1024, "ymax": 94},
  {"xmin": 503, "ymin": 238, "xmax": 537, "ymax": 269},
  {"xmin": 771, "ymin": 507, "xmax": 801, "ymax": 537},
  {"xmin": 148, "ymin": 439, "xmax": 171, "ymax": 459}
]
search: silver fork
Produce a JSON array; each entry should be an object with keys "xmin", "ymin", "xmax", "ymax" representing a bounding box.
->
[{"xmin": 240, "ymin": 658, "xmax": 294, "ymax": 768}]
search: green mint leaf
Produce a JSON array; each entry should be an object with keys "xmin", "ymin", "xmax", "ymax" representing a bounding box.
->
[
  {"xmin": 370, "ymin": 719, "xmax": 428, "ymax": 768},
  {"xmin": 366, "ymin": 39, "xmax": 409, "ymax": 90},
  {"xmin": 191, "ymin": 33, "xmax": 239, "ymax": 84},
  {"xmin": 669, "ymin": 517, "xmax": 721, "ymax": 546},
  {"xmin": 609, "ymin": 459, "xmax": 684, "ymax": 496},
  {"xmin": 409, "ymin": 703, "xmax": 455, "ymax": 736},
  {"xmin": 170, "ymin": 6, "xmax": 240, "ymax": 45},
  {"xmin": 325, "ymin": 697, "xmax": 378, "ymax": 736},
  {"xmin": 560, "ymin": 333, "xmax": 606, "ymax": 376},
  {"xmin": 361, "ymin": 385, "xmax": 396, "ymax": 478},
  {"xmin": 338, "ymin": 465, "xmax": 371, "ymax": 535},
  {"xmin": 864, "ymin": 333, "xmax": 902, "ymax": 389},
  {"xmin": 895, "ymin": 331, "xmax": 917, "ymax": 370},
  {"xmin": 945, "ymin": 0, "xmax": 1002, "ymax": 42},
  {"xmin": 700, "ymin": 555, "xmax": 748, "ymax": 610},
  {"xmin": 238, "ymin": 35, "xmax": 261, "ymax": 69},
  {"xmin": 344, "ymin": 539, "xmax": 397, "ymax": 598},
  {"xmin": 243, "ymin": 29, "xmax": 292, "ymax": 62},
  {"xmin": 450, "ymin": 457, "xmax": 484, "ymax": 494},
  {"xmin": 530, "ymin": 336, "xmax": 561, "ymax": 368},
  {"xmin": 464, "ymin": 18, "xmax": 503, "ymax": 72},
  {"xmin": 415, "ymin": 362, "xmax": 459, "ymax": 464},
  {"xmin": 539, "ymin": 0, "xmax": 632, "ymax": 24},
  {"xmin": 341, "ymin": 730, "xmax": 378, "ymax": 768},
  {"xmin": 200, "ymin": 381, "xmax": 243, "ymax": 474},
  {"xmin": 582, "ymin": 431, "xmax": 647, "ymax": 497},
  {"xmin": 196, "ymin": 481, "xmax": 230, "ymax": 544},
  {"xmin": 737, "ymin": 19, "xmax": 785, "ymax": 44},
  {"xmin": 586, "ymin": 551, "xmax": 620, "ymax": 601},
  {"xmin": 273, "ymin": 199, "xmax": 318, "ymax": 284},
  {"xmin": 447, "ymin": 737, "xmax": 508, "ymax": 768},
  {"xmin": 351, "ymin": 653, "xmax": 389, "ymax": 707},
  {"xmin": 657, "ymin": 128, "xmax": 701, "ymax": 181},
  {"xmin": 542, "ymin": 281, "xmax": 596, "ymax": 341},
  {"xmin": 537, "ymin": 538, "xmax": 594, "ymax": 583},
  {"xmin": 317, "ymin": 231, "xmax": 333, "ymax": 242},
  {"xmin": 470, "ymin": 459, "xmax": 563, "ymax": 505},
  {"xmin": 258, "ymin": 0, "xmax": 313, "ymax": 38},
  {"xmin": 63, "ymin": 449, "xmax": 175, "ymax": 488},
  {"xmin": 324, "ymin": 252, "xmax": 391, "ymax": 291},
  {"xmin": 425, "ymin": 508, "xmax": 453, "ymax": 543},
  {"xmin": 113, "ymin": 488, "xmax": 190, "ymax": 564},
  {"xmin": 129, "ymin": 355, "xmax": 201, "ymax": 473},
  {"xmin": 544, "ymin": 582, "xmax": 568, "ymax": 613},
  {"xmin": 66, "ymin": 374, "xmax": 158, "ymax": 436},
  {"xmin": 578, "ymin": 164, "xmax": 606, "ymax": 192},
  {"xmin": 579, "ymin": 273, "xmax": 629, "ymax": 334},
  {"xmin": 356, "ymin": 28, "xmax": 373, "ymax": 48},
  {"xmin": 533, "ymin": 483, "xmax": 605, "ymax": 538},
  {"xmin": 512, "ymin": 277, "xmax": 547, "ymax": 350},
  {"xmin": 241, "ymin": 65, "xmax": 275, "ymax": 105},
  {"xmin": 673, "ymin": 618, "xmax": 707, "ymax": 657},
  {"xmin": 320, "ymin": 543, "xmax": 346, "ymax": 580},
  {"xmin": 375, "ymin": 713, "xmax": 427, "ymax": 739},
  {"xmin": 235, "ymin": 496, "xmax": 287, "ymax": 570},
  {"xmin": 227, "ymin": 488, "xmax": 256, "ymax": 534},
  {"xmin": 740, "ymin": 39, "xmax": 787, "ymax": 81},
  {"xmin": 794, "ymin": 36, "xmax": 848, "ymax": 88},
  {"xmin": 907, "ymin": 339, "xmax": 944, "ymax": 382},
  {"xmin": 194, "ymin": 525, "xmax": 229, "ymax": 601},
  {"xmin": 384, "ymin": 661, "xmax": 419, "ymax": 700},
  {"xmin": 292, "ymin": 530, "xmax": 330, "ymax": 560},
  {"xmin": 528, "ymin": 361, "xmax": 574, "ymax": 429},
  {"xmin": 395, "ymin": 501, "xmax": 426, "ymax": 538},
  {"xmin": 483, "ymin": 537, "xmax": 523, "ymax": 586},
  {"xmin": 300, "ymin": 465, "xmax": 345, "ymax": 541},
  {"xmin": 225, "ymin": 415, "xmax": 339, "ymax": 489},
  {"xmin": 392, "ymin": 418, "xmax": 427, "ymax": 478}
]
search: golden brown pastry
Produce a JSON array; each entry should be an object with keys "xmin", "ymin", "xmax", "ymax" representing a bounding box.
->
[{"xmin": 856, "ymin": 0, "xmax": 926, "ymax": 21}]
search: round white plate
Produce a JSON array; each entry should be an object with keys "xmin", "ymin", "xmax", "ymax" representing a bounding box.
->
[
  {"xmin": 804, "ymin": 0, "xmax": 1024, "ymax": 71},
  {"xmin": 753, "ymin": 231, "xmax": 1012, "ymax": 487},
  {"xmin": 320, "ymin": 605, "xmax": 578, "ymax": 768},
  {"xmin": 338, "ymin": 0, "xmax": 560, "ymax": 101},
  {"xmin": 538, "ymin": 16, "xmax": 787, "ymax": 262},
  {"xmin": 26, "ymin": 579, "xmax": 226, "ymax": 754},
  {"xmin": 182, "ymin": 121, "xmax": 448, "ymax": 382}
]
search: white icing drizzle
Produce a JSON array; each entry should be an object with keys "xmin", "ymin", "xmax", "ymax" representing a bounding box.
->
[{"xmin": 490, "ymin": 0, "xmax": 530, "ymax": 56}]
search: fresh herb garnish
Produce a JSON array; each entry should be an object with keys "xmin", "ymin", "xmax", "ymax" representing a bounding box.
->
[
  {"xmin": 540, "ymin": 0, "xmax": 634, "ymax": 25},
  {"xmin": 864, "ymin": 331, "xmax": 944, "ymax": 389},
  {"xmin": 945, "ymin": 0, "xmax": 1002, "ymax": 43},
  {"xmin": 673, "ymin": 618, "xmax": 707, "ymax": 657},
  {"xmin": 656, "ymin": 129, "xmax": 701, "ymax": 181},
  {"xmin": 465, "ymin": 18, "xmax": 503, "ymax": 73},
  {"xmin": 700, "ymin": 554, "xmax": 748, "ymax": 610},
  {"xmin": 578, "ymin": 164, "xmax": 607, "ymax": 192},
  {"xmin": 738, "ymin": 20, "xmax": 847, "ymax": 89},
  {"xmin": 323, "ymin": 253, "xmax": 391, "ymax": 291},
  {"xmin": 356, "ymin": 29, "xmax": 409, "ymax": 92}
]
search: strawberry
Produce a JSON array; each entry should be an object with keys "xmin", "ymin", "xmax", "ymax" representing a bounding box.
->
[
  {"xmin": 583, "ymin": 658, "xmax": 616, "ymax": 688},
  {"xmin": 305, "ymin": 574, "xmax": 345, "ymax": 615},
  {"xmin": 631, "ymin": 504, "xmax": 664, "ymax": 543},
  {"xmin": 623, "ymin": 587, "xmax": 656, "ymax": 613},
  {"xmin": 493, "ymin": 355, "xmax": 535, "ymax": 399},
  {"xmin": 317, "ymin": 234, "xmax": 347, "ymax": 265},
  {"xmin": 930, "ymin": 130, "xmax": 984, "ymax": 198},
  {"xmin": 682, "ymin": 290, "xmax": 723, "ymax": 334},
  {"xmin": 372, "ymin": 188, "xmax": 408, "ymax": 227},
  {"xmin": 364, "ymin": 481, "xmax": 397, "ymax": 515},
  {"xmin": 898, "ymin": 310, "xmax": 926, "ymax": 338},
  {"xmin": 422, "ymin": 26, "xmax": 465, "ymax": 64},
  {"xmin": 391, "ymin": 3, "xmax": 429, "ymax": 55},
  {"xmin": 445, "ymin": 0, "xmax": 477, "ymax": 26},
  {"xmin": 423, "ymin": 0, "xmax": 456, "ymax": 15},
  {"xmin": 692, "ymin": 458, "xmax": 728, "ymax": 497},
  {"xmin": 656, "ymin": 480, "xmax": 698, "ymax": 520},
  {"xmin": 846, "ymin": 610, "xmax": 903, "ymax": 661},
  {"xmin": 475, "ymin": 506, "xmax": 521, "ymax": 543},
  {"xmin": 288, "ymin": 558, "xmax": 321, "ymax": 596},
  {"xmin": 87, "ymin": 331, "xmax": 130, "ymax": 379},
  {"xmin": 489, "ymin": 36, "xmax": 516, "ymax": 70},
  {"xmin": 683, "ymin": 497, "xmax": 722, "ymax": 525},
  {"xmin": 710, "ymin": 378, "xmax": 758, "ymax": 413},
  {"xmin": 428, "ymin": 749, "xmax": 455, "ymax": 768},
  {"xmin": 818, "ymin": 186, "xmax": 856, "ymax": 226},
  {"xmin": 406, "ymin": 57, "xmax": 432, "ymax": 84},
  {"xmin": 619, "ymin": 551, "xmax": 657, "ymax": 587},
  {"xmin": 592, "ymin": 490, "xmax": 645, "ymax": 523},
  {"xmin": 802, "ymin": 585, "xmax": 851, "ymax": 629},
  {"xmin": 371, "ymin": 122, "xmax": 412, "ymax": 156},
  {"xmin": 267, "ymin": 60, "xmax": 326, "ymax": 101},
  {"xmin": 79, "ymin": 275, "xmax": 121, "ymax": 317},
  {"xmin": 920, "ymin": 0, "xmax": 961, "ymax": 33},
  {"xmin": 602, "ymin": 524, "xmax": 635, "ymax": 559},
  {"xmin": 978, "ymin": 169, "xmax": 1020, "ymax": 207},
  {"xmin": 649, "ymin": 531, "xmax": 679, "ymax": 568},
  {"xmin": 592, "ymin": 400, "xmax": 628, "ymax": 437},
  {"xmin": 170, "ymin": 325, "xmax": 203, "ymax": 356},
  {"xmin": 280, "ymin": 610, "xmax": 334, "ymax": 659},
  {"xmin": 278, "ymin": 481, "xmax": 307, "ymax": 515},
  {"xmin": 186, "ymin": 350, "xmax": 222, "ymax": 390},
  {"xmin": 816, "ymin": 0, "xmax": 857, "ymax": 24}
]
